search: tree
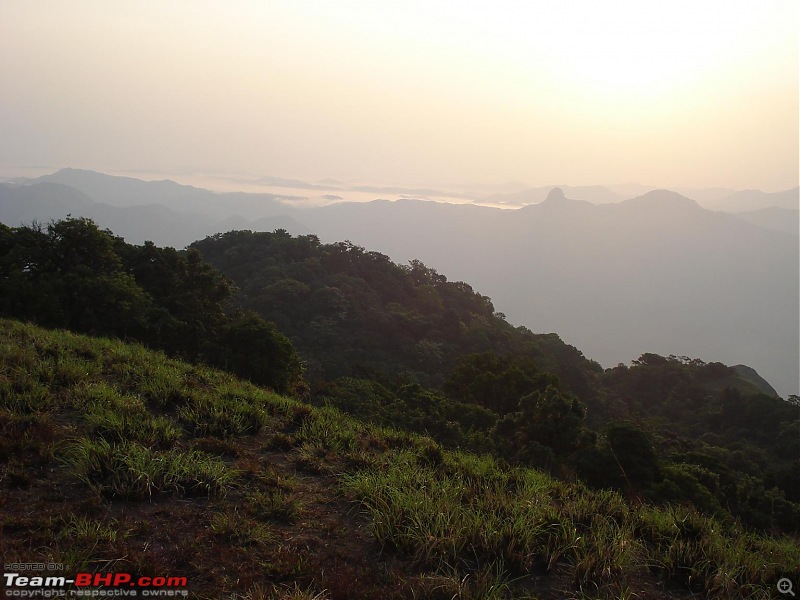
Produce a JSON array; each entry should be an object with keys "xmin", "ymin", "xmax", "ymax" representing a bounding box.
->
[
  {"xmin": 211, "ymin": 312, "xmax": 306, "ymax": 396},
  {"xmin": 605, "ymin": 423, "xmax": 660, "ymax": 490},
  {"xmin": 0, "ymin": 219, "xmax": 308, "ymax": 396},
  {"xmin": 0, "ymin": 217, "xmax": 153, "ymax": 336},
  {"xmin": 444, "ymin": 352, "xmax": 557, "ymax": 415},
  {"xmin": 493, "ymin": 386, "xmax": 586, "ymax": 466}
]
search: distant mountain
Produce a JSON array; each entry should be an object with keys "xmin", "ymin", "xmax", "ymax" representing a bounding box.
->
[
  {"xmin": 1, "ymin": 169, "xmax": 311, "ymax": 247},
  {"xmin": 597, "ymin": 185, "xmax": 798, "ymax": 213},
  {"xmin": 703, "ymin": 187, "xmax": 799, "ymax": 213},
  {"xmin": 487, "ymin": 184, "xmax": 625, "ymax": 206},
  {"xmin": 728, "ymin": 206, "xmax": 799, "ymax": 235},
  {"xmin": 0, "ymin": 181, "xmax": 223, "ymax": 247},
  {"xmin": 37, "ymin": 168, "xmax": 206, "ymax": 207},
  {"xmin": 301, "ymin": 189, "xmax": 799, "ymax": 397},
  {"xmin": 34, "ymin": 168, "xmax": 301, "ymax": 221},
  {"xmin": 0, "ymin": 181, "xmax": 96, "ymax": 222},
  {"xmin": 2, "ymin": 169, "xmax": 796, "ymax": 396}
]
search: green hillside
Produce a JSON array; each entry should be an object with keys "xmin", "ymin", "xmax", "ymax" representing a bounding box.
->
[
  {"xmin": 190, "ymin": 230, "xmax": 601, "ymax": 396},
  {"xmin": 190, "ymin": 229, "xmax": 800, "ymax": 532},
  {"xmin": 1, "ymin": 219, "xmax": 798, "ymax": 538},
  {"xmin": 1, "ymin": 319, "xmax": 798, "ymax": 599}
]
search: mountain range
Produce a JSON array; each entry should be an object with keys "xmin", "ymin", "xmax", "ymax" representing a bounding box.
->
[{"xmin": 1, "ymin": 169, "xmax": 797, "ymax": 396}]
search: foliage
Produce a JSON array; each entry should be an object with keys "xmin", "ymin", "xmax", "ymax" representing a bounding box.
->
[
  {"xmin": 599, "ymin": 355, "xmax": 800, "ymax": 531},
  {"xmin": 190, "ymin": 230, "xmax": 800, "ymax": 533},
  {"xmin": 604, "ymin": 422, "xmax": 660, "ymax": 490},
  {"xmin": 63, "ymin": 438, "xmax": 235, "ymax": 499},
  {"xmin": 0, "ymin": 319, "xmax": 798, "ymax": 599},
  {"xmin": 315, "ymin": 376, "xmax": 497, "ymax": 454},
  {"xmin": 190, "ymin": 230, "xmax": 601, "ymax": 393},
  {"xmin": 443, "ymin": 352, "xmax": 558, "ymax": 415},
  {"xmin": 0, "ymin": 218, "xmax": 304, "ymax": 394},
  {"xmin": 3, "ymin": 220, "xmax": 798, "ymax": 539},
  {"xmin": 493, "ymin": 386, "xmax": 586, "ymax": 465}
]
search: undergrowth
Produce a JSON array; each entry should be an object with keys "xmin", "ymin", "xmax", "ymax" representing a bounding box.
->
[{"xmin": 1, "ymin": 318, "xmax": 797, "ymax": 599}]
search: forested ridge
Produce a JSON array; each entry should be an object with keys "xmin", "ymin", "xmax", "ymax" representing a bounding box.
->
[
  {"xmin": 1, "ymin": 219, "xmax": 798, "ymax": 534},
  {"xmin": 193, "ymin": 229, "xmax": 800, "ymax": 532},
  {"xmin": 0, "ymin": 218, "xmax": 304, "ymax": 394}
]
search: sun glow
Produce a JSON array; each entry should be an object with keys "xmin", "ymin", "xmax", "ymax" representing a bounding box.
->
[
  {"xmin": 532, "ymin": 3, "xmax": 756, "ymax": 90},
  {"xmin": 0, "ymin": 0, "xmax": 796, "ymax": 189}
]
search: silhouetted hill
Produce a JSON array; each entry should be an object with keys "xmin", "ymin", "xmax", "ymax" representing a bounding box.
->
[
  {"xmin": 3, "ymin": 170, "xmax": 796, "ymax": 395},
  {"xmin": 35, "ymin": 168, "xmax": 302, "ymax": 222},
  {"xmin": 190, "ymin": 229, "xmax": 601, "ymax": 397},
  {"xmin": 705, "ymin": 187, "xmax": 799, "ymax": 212},
  {"xmin": 38, "ymin": 167, "xmax": 202, "ymax": 206},
  {"xmin": 717, "ymin": 188, "xmax": 800, "ymax": 212},
  {"xmin": 620, "ymin": 189, "xmax": 702, "ymax": 211},
  {"xmin": 1, "ymin": 170, "xmax": 312, "ymax": 247},
  {"xmin": 0, "ymin": 180, "xmax": 221, "ymax": 247},
  {"xmin": 524, "ymin": 186, "xmax": 596, "ymax": 212},
  {"xmin": 0, "ymin": 181, "xmax": 96, "ymax": 221},
  {"xmin": 301, "ymin": 191, "xmax": 798, "ymax": 397},
  {"xmin": 488, "ymin": 184, "xmax": 625, "ymax": 206},
  {"xmin": 729, "ymin": 206, "xmax": 799, "ymax": 235}
]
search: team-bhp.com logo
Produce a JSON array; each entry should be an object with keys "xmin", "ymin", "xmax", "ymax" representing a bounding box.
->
[{"xmin": 3, "ymin": 571, "xmax": 188, "ymax": 597}]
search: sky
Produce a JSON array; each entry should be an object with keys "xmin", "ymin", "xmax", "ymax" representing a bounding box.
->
[{"xmin": 1, "ymin": 0, "xmax": 797, "ymax": 191}]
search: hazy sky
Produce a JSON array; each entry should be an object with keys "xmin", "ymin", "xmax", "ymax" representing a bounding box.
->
[{"xmin": 1, "ymin": 0, "xmax": 797, "ymax": 190}]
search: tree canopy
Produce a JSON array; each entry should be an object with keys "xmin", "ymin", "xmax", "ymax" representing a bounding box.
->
[
  {"xmin": 0, "ymin": 218, "xmax": 304, "ymax": 394},
  {"xmin": 2, "ymin": 222, "xmax": 797, "ymax": 532}
]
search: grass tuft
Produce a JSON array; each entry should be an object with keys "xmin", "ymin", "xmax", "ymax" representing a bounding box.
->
[
  {"xmin": 2, "ymin": 318, "xmax": 798, "ymax": 599},
  {"xmin": 63, "ymin": 438, "xmax": 236, "ymax": 499}
]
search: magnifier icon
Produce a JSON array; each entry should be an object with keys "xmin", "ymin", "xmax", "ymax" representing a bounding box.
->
[{"xmin": 778, "ymin": 578, "xmax": 795, "ymax": 596}]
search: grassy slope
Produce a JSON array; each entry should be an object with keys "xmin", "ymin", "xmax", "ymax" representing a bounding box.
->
[{"xmin": 1, "ymin": 319, "xmax": 797, "ymax": 599}]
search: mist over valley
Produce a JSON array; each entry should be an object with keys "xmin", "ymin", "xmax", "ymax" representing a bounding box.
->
[{"xmin": 2, "ymin": 168, "xmax": 797, "ymax": 398}]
